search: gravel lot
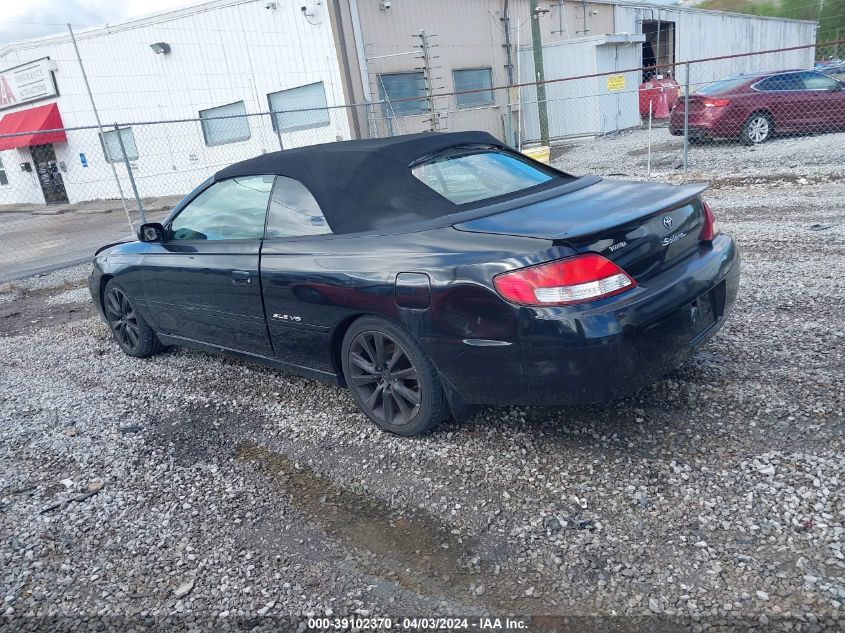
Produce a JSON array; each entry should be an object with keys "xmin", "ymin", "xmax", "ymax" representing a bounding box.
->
[
  {"xmin": 555, "ymin": 127, "xmax": 845, "ymax": 185},
  {"xmin": 1, "ymin": 134, "xmax": 844, "ymax": 631}
]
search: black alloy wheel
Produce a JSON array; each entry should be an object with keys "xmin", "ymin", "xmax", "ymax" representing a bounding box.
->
[
  {"xmin": 348, "ymin": 330, "xmax": 421, "ymax": 427},
  {"xmin": 341, "ymin": 316, "xmax": 448, "ymax": 436},
  {"xmin": 103, "ymin": 280, "xmax": 162, "ymax": 358},
  {"xmin": 105, "ymin": 286, "xmax": 140, "ymax": 351}
]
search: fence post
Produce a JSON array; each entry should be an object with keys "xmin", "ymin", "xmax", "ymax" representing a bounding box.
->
[
  {"xmin": 683, "ymin": 61, "xmax": 690, "ymax": 172},
  {"xmin": 114, "ymin": 123, "xmax": 146, "ymax": 225},
  {"xmin": 647, "ymin": 100, "xmax": 653, "ymax": 177},
  {"xmin": 530, "ymin": 0, "xmax": 550, "ymax": 146},
  {"xmin": 68, "ymin": 23, "xmax": 134, "ymax": 236}
]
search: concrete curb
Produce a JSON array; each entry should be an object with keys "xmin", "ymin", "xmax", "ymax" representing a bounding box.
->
[
  {"xmin": 0, "ymin": 257, "xmax": 92, "ymax": 284},
  {"xmin": 0, "ymin": 195, "xmax": 184, "ymax": 217}
]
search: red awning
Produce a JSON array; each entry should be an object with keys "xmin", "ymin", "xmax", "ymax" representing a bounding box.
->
[{"xmin": 0, "ymin": 103, "xmax": 66, "ymax": 151}]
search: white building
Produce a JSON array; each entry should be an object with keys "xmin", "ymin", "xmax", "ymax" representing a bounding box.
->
[{"xmin": 0, "ymin": 0, "xmax": 352, "ymax": 205}]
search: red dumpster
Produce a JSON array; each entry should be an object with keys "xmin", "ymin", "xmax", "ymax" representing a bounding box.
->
[{"xmin": 639, "ymin": 77, "xmax": 680, "ymax": 119}]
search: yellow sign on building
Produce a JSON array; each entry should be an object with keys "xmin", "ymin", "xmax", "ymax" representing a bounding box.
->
[{"xmin": 607, "ymin": 74, "xmax": 625, "ymax": 92}]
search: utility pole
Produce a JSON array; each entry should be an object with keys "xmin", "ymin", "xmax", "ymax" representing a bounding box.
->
[
  {"xmin": 502, "ymin": 1, "xmax": 516, "ymax": 146},
  {"xmin": 530, "ymin": 0, "xmax": 550, "ymax": 146},
  {"xmin": 502, "ymin": 1, "xmax": 515, "ymax": 88},
  {"xmin": 67, "ymin": 24, "xmax": 135, "ymax": 235}
]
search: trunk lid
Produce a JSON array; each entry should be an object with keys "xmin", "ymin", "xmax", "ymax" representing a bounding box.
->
[
  {"xmin": 674, "ymin": 95, "xmax": 707, "ymax": 113},
  {"xmin": 453, "ymin": 179, "xmax": 708, "ymax": 280}
]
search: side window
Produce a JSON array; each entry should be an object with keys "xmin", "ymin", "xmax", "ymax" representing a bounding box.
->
[
  {"xmin": 170, "ymin": 176, "xmax": 273, "ymax": 240},
  {"xmin": 801, "ymin": 71, "xmax": 840, "ymax": 90},
  {"xmin": 754, "ymin": 76, "xmax": 776, "ymax": 91},
  {"xmin": 756, "ymin": 74, "xmax": 803, "ymax": 91},
  {"xmin": 266, "ymin": 176, "xmax": 331, "ymax": 238}
]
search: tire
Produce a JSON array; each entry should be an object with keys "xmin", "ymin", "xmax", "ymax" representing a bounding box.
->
[
  {"xmin": 341, "ymin": 316, "xmax": 448, "ymax": 437},
  {"xmin": 741, "ymin": 112, "xmax": 773, "ymax": 145},
  {"xmin": 102, "ymin": 280, "xmax": 162, "ymax": 358}
]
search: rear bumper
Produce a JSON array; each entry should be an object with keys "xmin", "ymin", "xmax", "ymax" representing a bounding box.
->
[
  {"xmin": 438, "ymin": 234, "xmax": 739, "ymax": 406},
  {"xmin": 669, "ymin": 108, "xmax": 745, "ymax": 138}
]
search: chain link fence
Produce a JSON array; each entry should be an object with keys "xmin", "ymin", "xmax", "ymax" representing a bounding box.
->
[{"xmin": 1, "ymin": 41, "xmax": 843, "ymax": 282}]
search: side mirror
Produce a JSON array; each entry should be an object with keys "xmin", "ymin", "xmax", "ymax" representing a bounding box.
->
[{"xmin": 138, "ymin": 222, "xmax": 166, "ymax": 242}]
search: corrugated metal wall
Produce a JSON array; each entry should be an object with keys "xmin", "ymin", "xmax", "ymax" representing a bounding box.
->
[
  {"xmin": 519, "ymin": 36, "xmax": 642, "ymax": 141},
  {"xmin": 614, "ymin": 5, "xmax": 818, "ymax": 88}
]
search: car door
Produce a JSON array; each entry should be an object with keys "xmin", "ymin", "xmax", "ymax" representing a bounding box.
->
[
  {"xmin": 259, "ymin": 175, "xmax": 388, "ymax": 374},
  {"xmin": 140, "ymin": 175, "xmax": 275, "ymax": 356},
  {"xmin": 799, "ymin": 71, "xmax": 845, "ymax": 131},
  {"xmin": 753, "ymin": 72, "xmax": 807, "ymax": 133}
]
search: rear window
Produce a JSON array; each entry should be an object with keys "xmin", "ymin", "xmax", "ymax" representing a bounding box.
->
[
  {"xmin": 412, "ymin": 149, "xmax": 555, "ymax": 205},
  {"xmin": 696, "ymin": 77, "xmax": 753, "ymax": 95}
]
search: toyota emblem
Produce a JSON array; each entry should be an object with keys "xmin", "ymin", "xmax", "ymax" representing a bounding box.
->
[{"xmin": 662, "ymin": 216, "xmax": 674, "ymax": 230}]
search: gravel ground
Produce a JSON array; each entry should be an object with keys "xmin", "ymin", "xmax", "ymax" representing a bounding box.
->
[
  {"xmin": 554, "ymin": 127, "xmax": 845, "ymax": 186},
  {"xmin": 1, "ymin": 144, "xmax": 844, "ymax": 631}
]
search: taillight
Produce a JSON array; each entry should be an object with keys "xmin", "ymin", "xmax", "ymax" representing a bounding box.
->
[
  {"xmin": 493, "ymin": 253, "xmax": 636, "ymax": 307},
  {"xmin": 702, "ymin": 98, "xmax": 730, "ymax": 107},
  {"xmin": 700, "ymin": 200, "xmax": 719, "ymax": 241}
]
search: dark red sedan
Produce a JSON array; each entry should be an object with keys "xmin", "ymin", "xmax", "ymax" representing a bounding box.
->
[{"xmin": 669, "ymin": 69, "xmax": 845, "ymax": 144}]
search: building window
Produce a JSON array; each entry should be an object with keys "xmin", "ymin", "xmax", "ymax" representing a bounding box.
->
[
  {"xmin": 100, "ymin": 127, "xmax": 139, "ymax": 163},
  {"xmin": 0, "ymin": 156, "xmax": 8, "ymax": 186},
  {"xmin": 199, "ymin": 101, "xmax": 251, "ymax": 147},
  {"xmin": 453, "ymin": 68, "xmax": 494, "ymax": 109},
  {"xmin": 378, "ymin": 72, "xmax": 427, "ymax": 116},
  {"xmin": 268, "ymin": 82, "xmax": 330, "ymax": 132}
]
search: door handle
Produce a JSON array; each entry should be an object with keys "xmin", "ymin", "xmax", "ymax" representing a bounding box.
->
[{"xmin": 232, "ymin": 270, "xmax": 252, "ymax": 285}]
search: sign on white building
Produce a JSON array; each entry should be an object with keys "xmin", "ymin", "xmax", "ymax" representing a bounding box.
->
[{"xmin": 0, "ymin": 58, "xmax": 59, "ymax": 110}]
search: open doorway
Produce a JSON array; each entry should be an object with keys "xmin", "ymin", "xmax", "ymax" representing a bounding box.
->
[
  {"xmin": 30, "ymin": 143, "xmax": 68, "ymax": 205},
  {"xmin": 642, "ymin": 20, "xmax": 676, "ymax": 81}
]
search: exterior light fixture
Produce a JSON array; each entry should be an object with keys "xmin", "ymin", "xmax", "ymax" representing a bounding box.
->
[{"xmin": 150, "ymin": 42, "xmax": 171, "ymax": 54}]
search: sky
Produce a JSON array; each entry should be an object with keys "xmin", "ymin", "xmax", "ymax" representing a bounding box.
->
[{"xmin": 0, "ymin": 0, "xmax": 193, "ymax": 45}]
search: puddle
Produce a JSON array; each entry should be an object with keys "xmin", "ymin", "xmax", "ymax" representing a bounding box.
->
[{"xmin": 236, "ymin": 441, "xmax": 485, "ymax": 602}]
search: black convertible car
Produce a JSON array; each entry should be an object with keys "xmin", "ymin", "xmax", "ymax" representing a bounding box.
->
[{"xmin": 90, "ymin": 131, "xmax": 739, "ymax": 436}]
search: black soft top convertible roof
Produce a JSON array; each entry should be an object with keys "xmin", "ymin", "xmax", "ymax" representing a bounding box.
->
[{"xmin": 213, "ymin": 131, "xmax": 564, "ymax": 234}]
